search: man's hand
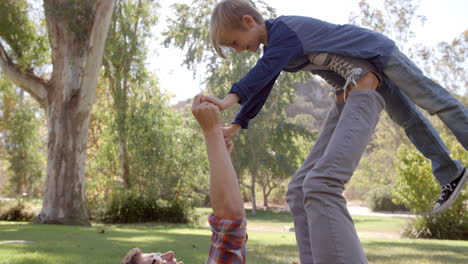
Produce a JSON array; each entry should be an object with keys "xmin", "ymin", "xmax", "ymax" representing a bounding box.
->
[
  {"xmin": 337, "ymin": 72, "xmax": 380, "ymax": 103},
  {"xmin": 202, "ymin": 93, "xmax": 239, "ymax": 111},
  {"xmin": 192, "ymin": 94, "xmax": 222, "ymax": 135}
]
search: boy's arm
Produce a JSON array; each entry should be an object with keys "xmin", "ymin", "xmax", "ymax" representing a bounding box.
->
[
  {"xmin": 192, "ymin": 95, "xmax": 245, "ymax": 220},
  {"xmin": 219, "ymin": 22, "xmax": 302, "ymax": 129}
]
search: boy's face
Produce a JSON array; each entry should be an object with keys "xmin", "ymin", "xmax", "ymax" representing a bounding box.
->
[{"xmin": 220, "ymin": 15, "xmax": 266, "ymax": 54}]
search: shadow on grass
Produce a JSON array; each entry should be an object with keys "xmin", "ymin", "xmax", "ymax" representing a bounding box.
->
[
  {"xmin": 363, "ymin": 240, "xmax": 468, "ymax": 264},
  {"xmin": 245, "ymin": 209, "xmax": 293, "ymax": 224}
]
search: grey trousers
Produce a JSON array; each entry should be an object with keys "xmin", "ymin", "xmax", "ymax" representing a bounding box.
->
[{"xmin": 286, "ymin": 89, "xmax": 385, "ymax": 264}]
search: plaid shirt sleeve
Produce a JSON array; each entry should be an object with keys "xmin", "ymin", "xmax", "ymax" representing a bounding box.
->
[{"xmin": 206, "ymin": 214, "xmax": 248, "ymax": 264}]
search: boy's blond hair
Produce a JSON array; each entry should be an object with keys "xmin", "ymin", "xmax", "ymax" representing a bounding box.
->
[{"xmin": 210, "ymin": 0, "xmax": 264, "ymax": 58}]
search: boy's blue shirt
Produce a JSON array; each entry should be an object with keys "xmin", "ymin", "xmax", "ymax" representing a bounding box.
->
[{"xmin": 229, "ymin": 15, "xmax": 396, "ymax": 129}]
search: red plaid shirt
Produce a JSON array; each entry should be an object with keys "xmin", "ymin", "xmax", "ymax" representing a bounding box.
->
[{"xmin": 206, "ymin": 214, "xmax": 247, "ymax": 264}]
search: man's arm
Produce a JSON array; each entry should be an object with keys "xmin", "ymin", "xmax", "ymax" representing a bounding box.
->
[{"xmin": 192, "ymin": 94, "xmax": 245, "ymax": 220}]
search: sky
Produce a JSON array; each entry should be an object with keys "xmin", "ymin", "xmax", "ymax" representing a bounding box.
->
[{"xmin": 148, "ymin": 0, "xmax": 468, "ymax": 104}]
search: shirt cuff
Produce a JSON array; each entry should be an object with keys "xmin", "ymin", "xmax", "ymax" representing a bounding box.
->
[
  {"xmin": 229, "ymin": 83, "xmax": 249, "ymax": 105},
  {"xmin": 208, "ymin": 214, "xmax": 247, "ymax": 250},
  {"xmin": 233, "ymin": 115, "xmax": 250, "ymax": 129}
]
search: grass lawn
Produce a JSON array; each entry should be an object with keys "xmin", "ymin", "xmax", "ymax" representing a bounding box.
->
[
  {"xmin": 0, "ymin": 209, "xmax": 466, "ymax": 264},
  {"xmin": 197, "ymin": 208, "xmax": 407, "ymax": 233}
]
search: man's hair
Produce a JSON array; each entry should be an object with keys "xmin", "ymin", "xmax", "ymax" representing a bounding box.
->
[
  {"xmin": 121, "ymin": 248, "xmax": 142, "ymax": 264},
  {"xmin": 210, "ymin": 0, "xmax": 264, "ymax": 58}
]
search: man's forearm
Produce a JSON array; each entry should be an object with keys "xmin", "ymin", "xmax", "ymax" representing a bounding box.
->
[{"xmin": 204, "ymin": 129, "xmax": 245, "ymax": 220}]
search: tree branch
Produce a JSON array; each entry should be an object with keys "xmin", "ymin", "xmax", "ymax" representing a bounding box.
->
[
  {"xmin": 0, "ymin": 41, "xmax": 48, "ymax": 107},
  {"xmin": 79, "ymin": 0, "xmax": 115, "ymax": 106},
  {"xmin": 240, "ymin": 182, "xmax": 251, "ymax": 189}
]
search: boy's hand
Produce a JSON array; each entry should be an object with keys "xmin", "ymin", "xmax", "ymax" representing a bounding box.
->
[
  {"xmin": 203, "ymin": 93, "xmax": 239, "ymax": 111},
  {"xmin": 222, "ymin": 124, "xmax": 241, "ymax": 138},
  {"xmin": 192, "ymin": 94, "xmax": 222, "ymax": 135}
]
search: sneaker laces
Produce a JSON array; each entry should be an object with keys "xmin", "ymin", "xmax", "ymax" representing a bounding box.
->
[
  {"xmin": 328, "ymin": 56, "xmax": 363, "ymax": 101},
  {"xmin": 437, "ymin": 183, "xmax": 455, "ymax": 202}
]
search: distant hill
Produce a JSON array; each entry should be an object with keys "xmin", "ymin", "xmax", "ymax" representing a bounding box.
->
[
  {"xmin": 171, "ymin": 77, "xmax": 335, "ymax": 132},
  {"xmin": 286, "ymin": 77, "xmax": 334, "ymax": 131}
]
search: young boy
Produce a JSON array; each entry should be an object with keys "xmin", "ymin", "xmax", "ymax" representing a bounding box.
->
[
  {"xmin": 207, "ymin": 0, "xmax": 467, "ymax": 214},
  {"xmin": 206, "ymin": 0, "xmax": 467, "ymax": 263}
]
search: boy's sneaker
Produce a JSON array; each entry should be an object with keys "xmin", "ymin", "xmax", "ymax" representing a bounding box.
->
[{"xmin": 432, "ymin": 168, "xmax": 468, "ymax": 214}]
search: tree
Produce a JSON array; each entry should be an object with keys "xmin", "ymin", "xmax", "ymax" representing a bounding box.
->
[
  {"xmin": 103, "ymin": 0, "xmax": 159, "ymax": 189},
  {"xmin": 164, "ymin": 0, "xmax": 313, "ymax": 215},
  {"xmin": 85, "ymin": 75, "xmax": 210, "ymax": 215},
  {"xmin": 0, "ymin": 0, "xmax": 115, "ymax": 225},
  {"xmin": 257, "ymin": 123, "xmax": 315, "ymax": 208}
]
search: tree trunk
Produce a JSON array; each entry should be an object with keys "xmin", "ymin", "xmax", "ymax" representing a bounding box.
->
[
  {"xmin": 250, "ymin": 170, "xmax": 257, "ymax": 216},
  {"xmin": 35, "ymin": 0, "xmax": 115, "ymax": 225},
  {"xmin": 262, "ymin": 185, "xmax": 268, "ymax": 209},
  {"xmin": 38, "ymin": 93, "xmax": 92, "ymax": 225},
  {"xmin": 119, "ymin": 135, "xmax": 131, "ymax": 188}
]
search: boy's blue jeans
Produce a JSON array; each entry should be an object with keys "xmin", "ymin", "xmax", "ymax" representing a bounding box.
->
[
  {"xmin": 378, "ymin": 76, "xmax": 464, "ymax": 185},
  {"xmin": 384, "ymin": 48, "xmax": 467, "ymax": 182}
]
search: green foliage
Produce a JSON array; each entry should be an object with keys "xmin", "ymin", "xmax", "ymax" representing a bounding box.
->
[
  {"xmin": 393, "ymin": 136, "xmax": 467, "ymax": 240},
  {"xmin": 402, "ymin": 213, "xmax": 468, "ymax": 240},
  {"xmin": 43, "ymin": 0, "xmax": 96, "ymax": 45},
  {"xmin": 392, "ymin": 144, "xmax": 437, "ymax": 212},
  {"xmin": 102, "ymin": 189, "xmax": 193, "ymax": 223},
  {"xmin": 125, "ymin": 88, "xmax": 208, "ymax": 202},
  {"xmin": 0, "ymin": 200, "xmax": 36, "ymax": 221},
  {"xmin": 365, "ymin": 185, "xmax": 408, "ymax": 212},
  {"xmin": 0, "ymin": 0, "xmax": 49, "ymax": 68},
  {"xmin": 102, "ymin": 0, "xmax": 161, "ymax": 189},
  {"xmin": 87, "ymin": 0, "xmax": 208, "ymax": 218},
  {"xmin": 0, "ymin": 78, "xmax": 45, "ymax": 198},
  {"xmin": 86, "ymin": 76, "xmax": 209, "ymax": 216}
]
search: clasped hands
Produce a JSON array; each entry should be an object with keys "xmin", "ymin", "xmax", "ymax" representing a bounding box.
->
[{"xmin": 191, "ymin": 93, "xmax": 239, "ymax": 153}]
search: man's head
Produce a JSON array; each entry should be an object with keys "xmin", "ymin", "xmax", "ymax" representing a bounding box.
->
[
  {"xmin": 210, "ymin": 0, "xmax": 267, "ymax": 58},
  {"xmin": 121, "ymin": 248, "xmax": 182, "ymax": 264}
]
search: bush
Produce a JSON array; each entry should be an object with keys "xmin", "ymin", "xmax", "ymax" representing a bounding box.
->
[
  {"xmin": 393, "ymin": 140, "xmax": 467, "ymax": 240},
  {"xmin": 102, "ymin": 190, "xmax": 193, "ymax": 223},
  {"xmin": 365, "ymin": 185, "xmax": 408, "ymax": 212},
  {"xmin": 0, "ymin": 201, "xmax": 36, "ymax": 221},
  {"xmin": 403, "ymin": 213, "xmax": 468, "ymax": 240}
]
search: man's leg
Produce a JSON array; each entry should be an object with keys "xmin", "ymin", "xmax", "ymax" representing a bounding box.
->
[
  {"xmin": 377, "ymin": 77, "xmax": 464, "ymax": 185},
  {"xmin": 303, "ymin": 89, "xmax": 384, "ymax": 264},
  {"xmin": 384, "ymin": 47, "xmax": 468, "ymax": 149},
  {"xmin": 286, "ymin": 101, "xmax": 345, "ymax": 264}
]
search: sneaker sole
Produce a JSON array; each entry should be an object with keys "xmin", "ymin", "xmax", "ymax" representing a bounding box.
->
[{"xmin": 431, "ymin": 168, "xmax": 468, "ymax": 215}]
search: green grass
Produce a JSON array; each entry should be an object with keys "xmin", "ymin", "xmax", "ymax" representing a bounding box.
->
[
  {"xmin": 0, "ymin": 210, "xmax": 467, "ymax": 264},
  {"xmin": 197, "ymin": 208, "xmax": 407, "ymax": 233}
]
